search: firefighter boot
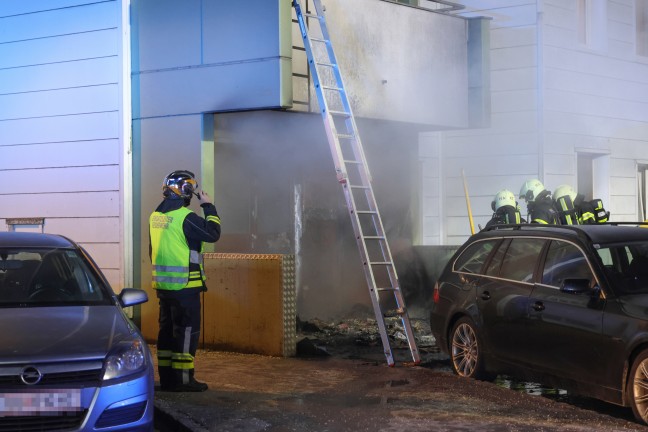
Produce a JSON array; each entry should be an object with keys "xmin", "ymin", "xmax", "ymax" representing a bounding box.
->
[
  {"xmin": 158, "ymin": 366, "xmax": 176, "ymax": 391},
  {"xmin": 172, "ymin": 368, "xmax": 208, "ymax": 392}
]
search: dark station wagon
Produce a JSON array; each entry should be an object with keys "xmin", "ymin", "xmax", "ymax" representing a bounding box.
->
[{"xmin": 430, "ymin": 223, "xmax": 648, "ymax": 425}]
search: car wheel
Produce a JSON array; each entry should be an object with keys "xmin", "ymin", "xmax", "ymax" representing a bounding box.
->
[
  {"xmin": 628, "ymin": 349, "xmax": 648, "ymax": 425},
  {"xmin": 450, "ymin": 317, "xmax": 491, "ymax": 380}
]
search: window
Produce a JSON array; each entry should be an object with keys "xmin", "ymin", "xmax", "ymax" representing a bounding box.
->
[
  {"xmin": 542, "ymin": 241, "xmax": 593, "ymax": 288},
  {"xmin": 454, "ymin": 240, "xmax": 498, "ymax": 274},
  {"xmin": 499, "ymin": 238, "xmax": 546, "ymax": 282},
  {"xmin": 639, "ymin": 164, "xmax": 648, "ymax": 221},
  {"xmin": 577, "ymin": 0, "xmax": 607, "ymax": 50},
  {"xmin": 577, "ymin": 151, "xmax": 610, "ymax": 205},
  {"xmin": 484, "ymin": 239, "xmax": 509, "ymax": 277}
]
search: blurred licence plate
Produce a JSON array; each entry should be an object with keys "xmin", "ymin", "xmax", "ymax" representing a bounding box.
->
[{"xmin": 0, "ymin": 390, "xmax": 81, "ymax": 416}]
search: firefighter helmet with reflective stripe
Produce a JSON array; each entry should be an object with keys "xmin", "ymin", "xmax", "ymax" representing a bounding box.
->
[
  {"xmin": 553, "ymin": 184, "xmax": 577, "ymax": 203},
  {"xmin": 163, "ymin": 170, "xmax": 198, "ymax": 199},
  {"xmin": 519, "ymin": 179, "xmax": 546, "ymax": 203},
  {"xmin": 491, "ymin": 189, "xmax": 516, "ymax": 212}
]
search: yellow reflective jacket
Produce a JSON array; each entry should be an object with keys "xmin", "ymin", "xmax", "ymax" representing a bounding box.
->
[{"xmin": 149, "ymin": 207, "xmax": 205, "ymax": 290}]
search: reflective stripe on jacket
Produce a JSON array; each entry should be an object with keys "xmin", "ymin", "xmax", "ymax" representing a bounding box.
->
[{"xmin": 150, "ymin": 207, "xmax": 205, "ymax": 290}]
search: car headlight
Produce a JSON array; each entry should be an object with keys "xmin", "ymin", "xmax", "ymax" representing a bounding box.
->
[{"xmin": 103, "ymin": 339, "xmax": 147, "ymax": 381}]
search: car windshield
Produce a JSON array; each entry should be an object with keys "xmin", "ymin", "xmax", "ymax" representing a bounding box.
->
[
  {"xmin": 596, "ymin": 242, "xmax": 648, "ymax": 295},
  {"xmin": 0, "ymin": 247, "xmax": 111, "ymax": 306}
]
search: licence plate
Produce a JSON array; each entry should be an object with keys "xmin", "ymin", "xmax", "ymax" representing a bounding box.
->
[{"xmin": 0, "ymin": 390, "xmax": 81, "ymax": 416}]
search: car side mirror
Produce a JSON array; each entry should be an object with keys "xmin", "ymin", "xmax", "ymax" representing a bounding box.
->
[
  {"xmin": 119, "ymin": 288, "xmax": 149, "ymax": 307},
  {"xmin": 561, "ymin": 278, "xmax": 592, "ymax": 295}
]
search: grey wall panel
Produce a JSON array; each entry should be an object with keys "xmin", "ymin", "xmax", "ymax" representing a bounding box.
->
[
  {"xmin": 0, "ymin": 30, "xmax": 118, "ymax": 69},
  {"xmin": 132, "ymin": 0, "xmax": 292, "ymax": 114},
  {"xmin": 136, "ymin": 59, "xmax": 288, "ymax": 118},
  {"xmin": 0, "ymin": 140, "xmax": 119, "ymax": 170},
  {"xmin": 0, "ymin": 57, "xmax": 119, "ymax": 94},
  {"xmin": 132, "ymin": 0, "xmax": 202, "ymax": 71},
  {"xmin": 0, "ymin": 85, "xmax": 118, "ymax": 119},
  {"xmin": 0, "ymin": 112, "xmax": 119, "ymax": 145},
  {"xmin": 202, "ymin": 2, "xmax": 281, "ymax": 64},
  {"xmin": 0, "ymin": 1, "xmax": 118, "ymax": 43}
]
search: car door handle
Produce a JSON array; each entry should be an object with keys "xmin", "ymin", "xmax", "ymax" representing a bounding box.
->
[
  {"xmin": 532, "ymin": 301, "xmax": 545, "ymax": 312},
  {"xmin": 480, "ymin": 291, "xmax": 491, "ymax": 300}
]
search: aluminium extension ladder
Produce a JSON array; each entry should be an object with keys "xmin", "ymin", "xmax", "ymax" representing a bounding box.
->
[{"xmin": 293, "ymin": 0, "xmax": 420, "ymax": 366}]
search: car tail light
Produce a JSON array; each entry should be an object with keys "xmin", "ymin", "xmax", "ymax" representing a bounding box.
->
[{"xmin": 433, "ymin": 281, "xmax": 440, "ymax": 304}]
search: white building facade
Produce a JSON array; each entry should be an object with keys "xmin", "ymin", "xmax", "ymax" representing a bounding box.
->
[
  {"xmin": 1, "ymin": 0, "xmax": 647, "ymax": 321},
  {"xmin": 421, "ymin": 0, "xmax": 648, "ymax": 245}
]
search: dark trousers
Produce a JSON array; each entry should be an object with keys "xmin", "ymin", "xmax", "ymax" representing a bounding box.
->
[{"xmin": 156, "ymin": 289, "xmax": 201, "ymax": 388}]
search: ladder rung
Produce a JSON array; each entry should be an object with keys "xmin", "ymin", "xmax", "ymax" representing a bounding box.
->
[
  {"xmin": 356, "ymin": 210, "xmax": 377, "ymax": 214},
  {"xmin": 322, "ymin": 85, "xmax": 343, "ymax": 92},
  {"xmin": 328, "ymin": 110, "xmax": 350, "ymax": 117},
  {"xmin": 363, "ymin": 236, "xmax": 386, "ymax": 240},
  {"xmin": 311, "ymin": 37, "xmax": 328, "ymax": 43},
  {"xmin": 304, "ymin": 13, "xmax": 321, "ymax": 19},
  {"xmin": 383, "ymin": 308, "xmax": 406, "ymax": 318},
  {"xmin": 367, "ymin": 261, "xmax": 393, "ymax": 266},
  {"xmin": 376, "ymin": 287, "xmax": 397, "ymax": 292},
  {"xmin": 337, "ymin": 133, "xmax": 355, "ymax": 139},
  {"xmin": 343, "ymin": 159, "xmax": 362, "ymax": 165},
  {"xmin": 316, "ymin": 61, "xmax": 337, "ymax": 68}
]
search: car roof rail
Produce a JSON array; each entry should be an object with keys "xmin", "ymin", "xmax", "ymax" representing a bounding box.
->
[{"xmin": 481, "ymin": 223, "xmax": 592, "ymax": 243}]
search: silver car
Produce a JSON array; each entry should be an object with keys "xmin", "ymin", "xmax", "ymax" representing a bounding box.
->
[{"xmin": 0, "ymin": 232, "xmax": 154, "ymax": 431}]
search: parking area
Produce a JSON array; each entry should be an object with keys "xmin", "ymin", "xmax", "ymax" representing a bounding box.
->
[{"xmin": 153, "ymin": 347, "xmax": 648, "ymax": 432}]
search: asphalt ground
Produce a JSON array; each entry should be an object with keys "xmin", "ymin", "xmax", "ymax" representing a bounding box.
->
[{"xmin": 152, "ymin": 345, "xmax": 648, "ymax": 432}]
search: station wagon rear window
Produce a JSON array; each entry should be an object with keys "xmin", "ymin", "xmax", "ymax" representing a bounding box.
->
[{"xmin": 454, "ymin": 240, "xmax": 500, "ymax": 274}]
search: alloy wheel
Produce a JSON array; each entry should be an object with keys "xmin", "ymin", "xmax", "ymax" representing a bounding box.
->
[
  {"xmin": 452, "ymin": 322, "xmax": 478, "ymax": 377},
  {"xmin": 632, "ymin": 357, "xmax": 648, "ymax": 423}
]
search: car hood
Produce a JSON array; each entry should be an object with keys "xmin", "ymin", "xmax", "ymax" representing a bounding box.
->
[{"xmin": 0, "ymin": 305, "xmax": 138, "ymax": 363}]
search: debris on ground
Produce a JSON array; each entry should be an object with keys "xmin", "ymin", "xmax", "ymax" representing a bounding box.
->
[{"xmin": 296, "ymin": 305, "xmax": 443, "ymax": 363}]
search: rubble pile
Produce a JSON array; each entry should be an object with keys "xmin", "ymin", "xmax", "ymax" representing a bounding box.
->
[{"xmin": 296, "ymin": 310, "xmax": 441, "ymax": 361}]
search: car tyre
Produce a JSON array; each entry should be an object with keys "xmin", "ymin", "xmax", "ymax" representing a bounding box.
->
[
  {"xmin": 450, "ymin": 317, "xmax": 492, "ymax": 380},
  {"xmin": 628, "ymin": 349, "xmax": 648, "ymax": 425}
]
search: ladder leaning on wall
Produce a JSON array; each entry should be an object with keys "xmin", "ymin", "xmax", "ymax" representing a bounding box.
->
[{"xmin": 292, "ymin": 0, "xmax": 420, "ymax": 367}]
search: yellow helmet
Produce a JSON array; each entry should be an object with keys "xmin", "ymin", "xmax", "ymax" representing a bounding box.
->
[
  {"xmin": 519, "ymin": 179, "xmax": 546, "ymax": 203},
  {"xmin": 553, "ymin": 184, "xmax": 577, "ymax": 202},
  {"xmin": 492, "ymin": 189, "xmax": 516, "ymax": 212}
]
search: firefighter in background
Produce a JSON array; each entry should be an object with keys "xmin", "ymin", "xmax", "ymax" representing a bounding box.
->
[
  {"xmin": 149, "ymin": 170, "xmax": 221, "ymax": 392},
  {"xmin": 553, "ymin": 184, "xmax": 610, "ymax": 224},
  {"xmin": 519, "ymin": 179, "xmax": 559, "ymax": 224},
  {"xmin": 485, "ymin": 189, "xmax": 526, "ymax": 228},
  {"xmin": 553, "ymin": 184, "xmax": 581, "ymax": 225}
]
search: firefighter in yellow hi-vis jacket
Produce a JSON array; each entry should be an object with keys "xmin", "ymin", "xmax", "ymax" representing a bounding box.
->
[{"xmin": 149, "ymin": 170, "xmax": 221, "ymax": 392}]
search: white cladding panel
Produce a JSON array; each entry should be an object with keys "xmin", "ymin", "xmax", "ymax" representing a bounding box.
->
[
  {"xmin": 0, "ymin": 140, "xmax": 120, "ymax": 170},
  {"xmin": 0, "ymin": 1, "xmax": 125, "ymax": 287},
  {"xmin": 0, "ymin": 112, "xmax": 119, "ymax": 146}
]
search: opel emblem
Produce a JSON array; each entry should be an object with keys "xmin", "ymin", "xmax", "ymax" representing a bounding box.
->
[{"xmin": 20, "ymin": 366, "xmax": 42, "ymax": 385}]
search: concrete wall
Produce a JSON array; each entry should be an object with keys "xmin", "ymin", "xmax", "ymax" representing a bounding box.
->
[
  {"xmin": 0, "ymin": 0, "xmax": 128, "ymax": 289},
  {"xmin": 296, "ymin": 0, "xmax": 470, "ymax": 127},
  {"xmin": 421, "ymin": 0, "xmax": 648, "ymax": 245}
]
